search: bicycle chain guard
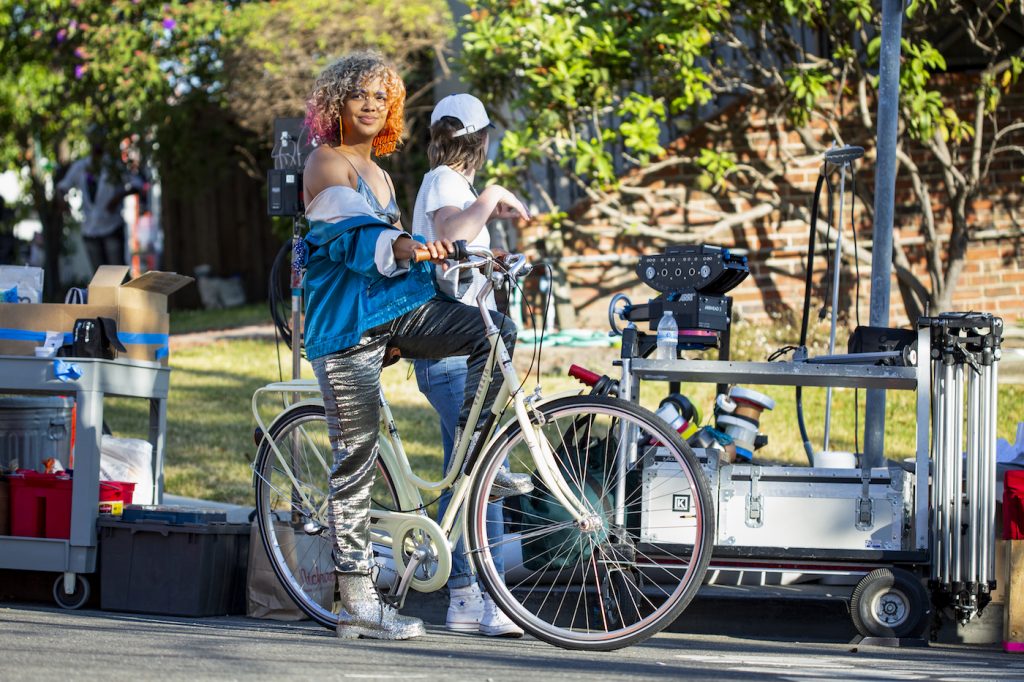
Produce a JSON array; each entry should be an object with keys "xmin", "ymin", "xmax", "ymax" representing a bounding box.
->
[{"xmin": 372, "ymin": 511, "xmax": 452, "ymax": 595}]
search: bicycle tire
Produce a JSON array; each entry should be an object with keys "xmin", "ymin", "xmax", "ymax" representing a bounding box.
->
[
  {"xmin": 253, "ymin": 403, "xmax": 399, "ymax": 628},
  {"xmin": 467, "ymin": 395, "xmax": 714, "ymax": 651}
]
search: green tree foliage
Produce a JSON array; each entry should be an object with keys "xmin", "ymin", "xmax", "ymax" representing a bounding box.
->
[
  {"xmin": 214, "ymin": 0, "xmax": 453, "ymax": 224},
  {"xmin": 461, "ymin": 1, "xmax": 725, "ymax": 195},
  {"xmin": 221, "ymin": 0, "xmax": 452, "ymax": 141},
  {"xmin": 461, "ymin": 0, "xmax": 1024, "ymax": 317},
  {"xmin": 0, "ymin": 0, "xmax": 227, "ymax": 295},
  {"xmin": 0, "ymin": 0, "xmax": 452, "ymax": 293}
]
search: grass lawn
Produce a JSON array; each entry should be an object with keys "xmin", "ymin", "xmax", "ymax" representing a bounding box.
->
[
  {"xmin": 103, "ymin": 319, "xmax": 1024, "ymax": 506},
  {"xmin": 169, "ymin": 303, "xmax": 269, "ymax": 334}
]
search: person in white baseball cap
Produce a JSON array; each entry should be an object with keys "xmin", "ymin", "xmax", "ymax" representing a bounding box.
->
[
  {"xmin": 411, "ymin": 93, "xmax": 531, "ymax": 638},
  {"xmin": 429, "ymin": 93, "xmax": 496, "ymax": 138}
]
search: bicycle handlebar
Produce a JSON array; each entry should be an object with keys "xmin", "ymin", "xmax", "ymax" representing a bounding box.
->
[{"xmin": 412, "ymin": 241, "xmax": 531, "ymax": 280}]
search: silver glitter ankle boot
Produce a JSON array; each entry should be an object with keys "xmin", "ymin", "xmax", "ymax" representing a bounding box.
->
[
  {"xmin": 490, "ymin": 467, "xmax": 534, "ymax": 499},
  {"xmin": 335, "ymin": 573, "xmax": 425, "ymax": 640},
  {"xmin": 456, "ymin": 427, "xmax": 534, "ymax": 499}
]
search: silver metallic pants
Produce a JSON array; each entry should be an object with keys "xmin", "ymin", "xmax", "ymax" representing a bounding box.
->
[{"xmin": 312, "ymin": 297, "xmax": 517, "ymax": 574}]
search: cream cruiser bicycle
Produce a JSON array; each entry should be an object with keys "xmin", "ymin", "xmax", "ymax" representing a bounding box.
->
[{"xmin": 250, "ymin": 244, "xmax": 714, "ymax": 651}]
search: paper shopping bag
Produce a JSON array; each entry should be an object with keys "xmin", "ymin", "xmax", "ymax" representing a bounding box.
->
[{"xmin": 246, "ymin": 520, "xmax": 336, "ymax": 620}]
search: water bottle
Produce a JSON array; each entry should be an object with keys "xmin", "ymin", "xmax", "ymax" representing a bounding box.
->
[{"xmin": 655, "ymin": 310, "xmax": 677, "ymax": 360}]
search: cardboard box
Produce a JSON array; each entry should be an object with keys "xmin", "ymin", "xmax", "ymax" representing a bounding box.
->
[{"xmin": 0, "ymin": 266, "xmax": 193, "ymax": 364}]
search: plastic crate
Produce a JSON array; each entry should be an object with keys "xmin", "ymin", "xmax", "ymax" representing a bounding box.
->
[
  {"xmin": 8, "ymin": 471, "xmax": 72, "ymax": 539},
  {"xmin": 121, "ymin": 505, "xmax": 227, "ymax": 525},
  {"xmin": 98, "ymin": 516, "xmax": 250, "ymax": 616}
]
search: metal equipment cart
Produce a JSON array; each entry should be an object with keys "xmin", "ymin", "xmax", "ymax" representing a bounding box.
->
[
  {"xmin": 0, "ymin": 355, "xmax": 169, "ymax": 608},
  {"xmin": 616, "ymin": 313, "xmax": 1001, "ymax": 640}
]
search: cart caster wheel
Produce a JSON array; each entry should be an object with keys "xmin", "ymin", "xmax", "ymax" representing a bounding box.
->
[
  {"xmin": 851, "ymin": 568, "xmax": 930, "ymax": 639},
  {"xmin": 53, "ymin": 574, "xmax": 90, "ymax": 610}
]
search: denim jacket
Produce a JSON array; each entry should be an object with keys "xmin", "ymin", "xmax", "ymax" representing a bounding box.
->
[{"xmin": 303, "ymin": 215, "xmax": 435, "ymax": 359}]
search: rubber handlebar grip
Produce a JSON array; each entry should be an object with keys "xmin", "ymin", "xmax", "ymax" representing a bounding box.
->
[
  {"xmin": 568, "ymin": 364, "xmax": 601, "ymax": 387},
  {"xmin": 412, "ymin": 239, "xmax": 470, "ymax": 263}
]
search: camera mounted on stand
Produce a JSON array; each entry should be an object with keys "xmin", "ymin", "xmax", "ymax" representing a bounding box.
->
[
  {"xmin": 610, "ymin": 243, "xmax": 749, "ymax": 357},
  {"xmin": 266, "ymin": 118, "xmax": 316, "ymax": 383}
]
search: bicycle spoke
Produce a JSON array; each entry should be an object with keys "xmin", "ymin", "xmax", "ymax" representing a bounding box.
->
[
  {"xmin": 507, "ymin": 530, "xmax": 580, "ymax": 593},
  {"xmin": 570, "ymin": 535, "xmax": 595, "ymax": 633},
  {"xmin": 589, "ymin": 543, "xmax": 608, "ymax": 632},
  {"xmin": 593, "ymin": 541, "xmax": 657, "ymax": 614},
  {"xmin": 534, "ymin": 535, "xmax": 588, "ymax": 621}
]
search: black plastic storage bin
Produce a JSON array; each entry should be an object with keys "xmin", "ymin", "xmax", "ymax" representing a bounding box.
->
[{"xmin": 98, "ymin": 511, "xmax": 250, "ymax": 616}]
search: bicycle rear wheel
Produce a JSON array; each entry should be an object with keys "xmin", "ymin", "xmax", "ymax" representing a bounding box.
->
[
  {"xmin": 253, "ymin": 403, "xmax": 399, "ymax": 628},
  {"xmin": 467, "ymin": 395, "xmax": 714, "ymax": 650}
]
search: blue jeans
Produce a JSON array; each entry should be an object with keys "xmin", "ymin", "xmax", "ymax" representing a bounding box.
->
[{"xmin": 414, "ymin": 356, "xmax": 505, "ymax": 588}]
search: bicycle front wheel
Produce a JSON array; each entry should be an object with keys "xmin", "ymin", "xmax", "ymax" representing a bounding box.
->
[
  {"xmin": 467, "ymin": 395, "xmax": 714, "ymax": 651},
  {"xmin": 253, "ymin": 403, "xmax": 399, "ymax": 628}
]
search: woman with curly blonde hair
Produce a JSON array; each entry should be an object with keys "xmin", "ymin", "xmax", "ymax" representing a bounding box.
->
[
  {"xmin": 304, "ymin": 50, "xmax": 406, "ymax": 225},
  {"xmin": 300, "ymin": 51, "xmax": 523, "ymax": 641}
]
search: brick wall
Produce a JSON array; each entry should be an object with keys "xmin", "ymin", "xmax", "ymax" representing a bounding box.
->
[{"xmin": 522, "ymin": 77, "xmax": 1024, "ymax": 333}]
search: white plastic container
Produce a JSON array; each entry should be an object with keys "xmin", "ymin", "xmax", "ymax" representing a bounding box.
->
[{"xmin": 812, "ymin": 450, "xmax": 858, "ymax": 468}]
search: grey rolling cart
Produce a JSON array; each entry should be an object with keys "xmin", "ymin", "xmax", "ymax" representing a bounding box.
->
[{"xmin": 0, "ymin": 355, "xmax": 169, "ymax": 608}]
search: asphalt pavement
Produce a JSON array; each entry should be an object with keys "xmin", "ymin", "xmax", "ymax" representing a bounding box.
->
[{"xmin": 0, "ymin": 604, "xmax": 1019, "ymax": 681}]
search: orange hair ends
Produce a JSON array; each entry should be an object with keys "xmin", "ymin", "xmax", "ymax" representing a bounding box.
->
[{"xmin": 373, "ymin": 79, "xmax": 405, "ymax": 157}]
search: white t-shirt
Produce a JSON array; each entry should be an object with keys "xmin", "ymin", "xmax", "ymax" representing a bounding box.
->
[
  {"xmin": 411, "ymin": 165, "xmax": 494, "ymax": 308},
  {"xmin": 57, "ymin": 158, "xmax": 132, "ymax": 238}
]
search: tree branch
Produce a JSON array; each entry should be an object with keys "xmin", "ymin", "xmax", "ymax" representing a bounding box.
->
[{"xmin": 895, "ymin": 147, "xmax": 942, "ymax": 297}]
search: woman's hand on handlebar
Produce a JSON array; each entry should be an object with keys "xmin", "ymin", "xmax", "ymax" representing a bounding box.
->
[{"xmin": 396, "ymin": 236, "xmax": 453, "ymax": 266}]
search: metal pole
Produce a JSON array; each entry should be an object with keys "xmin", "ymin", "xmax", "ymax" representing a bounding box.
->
[
  {"xmin": 930, "ymin": 360, "xmax": 944, "ymax": 584},
  {"xmin": 863, "ymin": 0, "xmax": 906, "ymax": 467},
  {"xmin": 823, "ymin": 164, "xmax": 848, "ymax": 452},
  {"xmin": 289, "ymin": 216, "xmax": 304, "ymax": 526},
  {"xmin": 914, "ymin": 324, "xmax": 931, "ymax": 551},
  {"xmin": 951, "ymin": 364, "xmax": 964, "ymax": 586},
  {"xmin": 966, "ymin": 366, "xmax": 980, "ymax": 587},
  {"xmin": 978, "ymin": 361, "xmax": 991, "ymax": 585},
  {"xmin": 941, "ymin": 360, "xmax": 955, "ymax": 586},
  {"xmin": 984, "ymin": 360, "xmax": 999, "ymax": 584},
  {"xmin": 291, "ymin": 216, "xmax": 303, "ymax": 384}
]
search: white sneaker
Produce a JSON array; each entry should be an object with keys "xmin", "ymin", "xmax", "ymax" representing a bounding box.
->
[
  {"xmin": 446, "ymin": 583, "xmax": 484, "ymax": 633},
  {"xmin": 479, "ymin": 593, "xmax": 524, "ymax": 638}
]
